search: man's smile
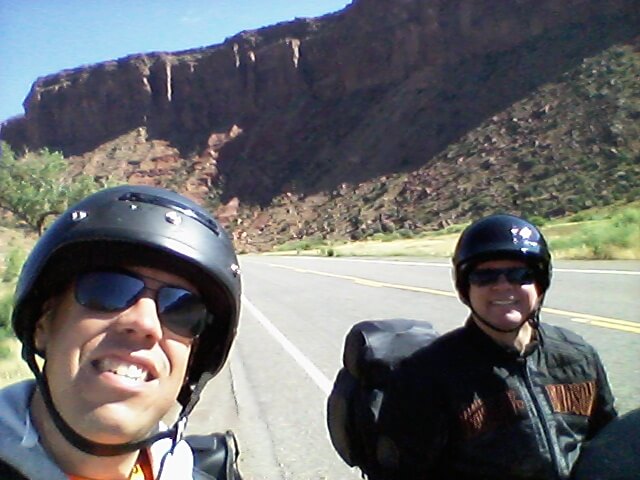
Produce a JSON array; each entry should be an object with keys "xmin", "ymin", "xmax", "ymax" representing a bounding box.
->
[
  {"xmin": 91, "ymin": 357, "xmax": 157, "ymax": 383},
  {"xmin": 490, "ymin": 298, "xmax": 517, "ymax": 306}
]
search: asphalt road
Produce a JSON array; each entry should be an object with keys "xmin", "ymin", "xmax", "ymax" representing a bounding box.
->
[{"xmin": 186, "ymin": 255, "xmax": 640, "ymax": 480}]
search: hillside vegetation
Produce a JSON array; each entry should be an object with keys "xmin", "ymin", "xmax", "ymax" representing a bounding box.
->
[
  {"xmin": 272, "ymin": 203, "xmax": 640, "ymax": 260},
  {"xmin": 230, "ymin": 38, "xmax": 639, "ymax": 251}
]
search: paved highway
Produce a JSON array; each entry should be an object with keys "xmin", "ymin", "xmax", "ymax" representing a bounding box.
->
[{"xmin": 186, "ymin": 255, "xmax": 640, "ymax": 480}]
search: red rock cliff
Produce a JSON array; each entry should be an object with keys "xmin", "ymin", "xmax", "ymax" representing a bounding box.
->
[{"xmin": 1, "ymin": 0, "xmax": 638, "ymax": 204}]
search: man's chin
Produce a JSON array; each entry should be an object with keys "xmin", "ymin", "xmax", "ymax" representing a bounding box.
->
[
  {"xmin": 77, "ymin": 407, "xmax": 158, "ymax": 444},
  {"xmin": 477, "ymin": 314, "xmax": 527, "ymax": 332}
]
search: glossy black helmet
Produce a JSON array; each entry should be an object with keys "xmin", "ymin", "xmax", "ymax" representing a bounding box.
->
[
  {"xmin": 13, "ymin": 185, "xmax": 242, "ymax": 400},
  {"xmin": 452, "ymin": 213, "xmax": 551, "ymax": 303}
]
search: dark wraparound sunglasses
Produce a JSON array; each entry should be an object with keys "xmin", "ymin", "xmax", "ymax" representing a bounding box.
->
[
  {"xmin": 468, "ymin": 267, "xmax": 536, "ymax": 287},
  {"xmin": 74, "ymin": 270, "xmax": 211, "ymax": 338}
]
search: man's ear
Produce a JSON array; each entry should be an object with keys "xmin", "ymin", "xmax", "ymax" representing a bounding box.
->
[
  {"xmin": 33, "ymin": 301, "xmax": 56, "ymax": 354},
  {"xmin": 183, "ymin": 338, "xmax": 199, "ymax": 386}
]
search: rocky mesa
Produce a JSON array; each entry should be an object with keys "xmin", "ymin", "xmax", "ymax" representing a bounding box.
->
[{"xmin": 1, "ymin": 0, "xmax": 639, "ymax": 250}]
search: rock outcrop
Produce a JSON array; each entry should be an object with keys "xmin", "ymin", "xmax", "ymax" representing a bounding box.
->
[{"xmin": 1, "ymin": 0, "xmax": 638, "ymax": 208}]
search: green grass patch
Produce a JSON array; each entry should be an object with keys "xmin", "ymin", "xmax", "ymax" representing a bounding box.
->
[{"xmin": 548, "ymin": 206, "xmax": 640, "ymax": 259}]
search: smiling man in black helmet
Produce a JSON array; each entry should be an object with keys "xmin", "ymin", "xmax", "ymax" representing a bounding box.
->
[
  {"xmin": 0, "ymin": 185, "xmax": 242, "ymax": 479},
  {"xmin": 374, "ymin": 213, "xmax": 617, "ymax": 480}
]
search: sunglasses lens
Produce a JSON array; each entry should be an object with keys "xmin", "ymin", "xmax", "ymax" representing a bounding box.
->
[
  {"xmin": 157, "ymin": 287, "xmax": 210, "ymax": 338},
  {"xmin": 76, "ymin": 271, "xmax": 144, "ymax": 311},
  {"xmin": 469, "ymin": 269, "xmax": 499, "ymax": 286},
  {"xmin": 469, "ymin": 267, "xmax": 535, "ymax": 286},
  {"xmin": 508, "ymin": 268, "xmax": 536, "ymax": 285},
  {"xmin": 75, "ymin": 270, "xmax": 210, "ymax": 338}
]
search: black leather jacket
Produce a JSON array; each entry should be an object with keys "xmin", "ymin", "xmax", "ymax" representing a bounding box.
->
[{"xmin": 378, "ymin": 320, "xmax": 617, "ymax": 480}]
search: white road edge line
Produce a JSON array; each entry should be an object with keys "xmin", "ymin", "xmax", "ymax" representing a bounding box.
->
[{"xmin": 242, "ymin": 295, "xmax": 333, "ymax": 397}]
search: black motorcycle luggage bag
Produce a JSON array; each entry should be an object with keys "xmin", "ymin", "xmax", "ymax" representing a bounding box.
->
[{"xmin": 326, "ymin": 319, "xmax": 439, "ymax": 472}]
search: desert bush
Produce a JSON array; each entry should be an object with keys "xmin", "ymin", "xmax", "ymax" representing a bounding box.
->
[
  {"xmin": 2, "ymin": 247, "xmax": 26, "ymax": 283},
  {"xmin": 396, "ymin": 228, "xmax": 415, "ymax": 239},
  {"xmin": 569, "ymin": 211, "xmax": 596, "ymax": 223},
  {"xmin": 432, "ymin": 224, "xmax": 468, "ymax": 237},
  {"xmin": 0, "ymin": 142, "xmax": 113, "ymax": 235},
  {"xmin": 350, "ymin": 230, "xmax": 365, "ymax": 241},
  {"xmin": 0, "ymin": 292, "xmax": 12, "ymax": 341},
  {"xmin": 369, "ymin": 231, "xmax": 407, "ymax": 242},
  {"xmin": 274, "ymin": 238, "xmax": 327, "ymax": 252},
  {"xmin": 551, "ymin": 206, "xmax": 640, "ymax": 258},
  {"xmin": 528, "ymin": 215, "xmax": 547, "ymax": 227}
]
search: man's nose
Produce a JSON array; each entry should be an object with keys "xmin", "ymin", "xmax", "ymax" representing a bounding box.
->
[
  {"xmin": 115, "ymin": 296, "xmax": 163, "ymax": 342},
  {"xmin": 492, "ymin": 273, "xmax": 513, "ymax": 288}
]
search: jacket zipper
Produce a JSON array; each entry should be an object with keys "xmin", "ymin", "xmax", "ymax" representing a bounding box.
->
[{"xmin": 521, "ymin": 356, "xmax": 562, "ymax": 479}]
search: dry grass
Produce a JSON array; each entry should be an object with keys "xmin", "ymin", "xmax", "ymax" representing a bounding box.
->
[{"xmin": 332, "ymin": 234, "xmax": 458, "ymax": 257}]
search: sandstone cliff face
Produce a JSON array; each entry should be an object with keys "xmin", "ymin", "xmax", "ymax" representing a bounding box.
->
[{"xmin": 1, "ymin": 0, "xmax": 638, "ymax": 206}]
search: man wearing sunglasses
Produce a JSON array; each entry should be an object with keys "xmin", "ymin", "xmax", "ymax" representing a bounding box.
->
[
  {"xmin": 373, "ymin": 214, "xmax": 617, "ymax": 480},
  {"xmin": 0, "ymin": 185, "xmax": 242, "ymax": 479}
]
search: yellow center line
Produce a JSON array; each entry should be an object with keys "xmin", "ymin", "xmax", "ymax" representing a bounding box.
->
[
  {"xmin": 569, "ymin": 318, "xmax": 640, "ymax": 334},
  {"xmin": 269, "ymin": 264, "xmax": 638, "ymax": 334},
  {"xmin": 541, "ymin": 308, "xmax": 640, "ymax": 334}
]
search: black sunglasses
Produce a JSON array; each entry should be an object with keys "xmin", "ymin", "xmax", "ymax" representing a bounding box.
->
[
  {"xmin": 74, "ymin": 270, "xmax": 211, "ymax": 338},
  {"xmin": 468, "ymin": 267, "xmax": 537, "ymax": 287}
]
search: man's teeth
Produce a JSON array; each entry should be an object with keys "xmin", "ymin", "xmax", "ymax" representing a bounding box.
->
[
  {"xmin": 492, "ymin": 299, "xmax": 516, "ymax": 305},
  {"xmin": 97, "ymin": 359, "xmax": 149, "ymax": 381}
]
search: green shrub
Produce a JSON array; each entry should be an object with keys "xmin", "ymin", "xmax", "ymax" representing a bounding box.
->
[
  {"xmin": 613, "ymin": 207, "xmax": 640, "ymax": 227},
  {"xmin": 625, "ymin": 187, "xmax": 640, "ymax": 202},
  {"xmin": 568, "ymin": 211, "xmax": 591, "ymax": 223},
  {"xmin": 2, "ymin": 247, "xmax": 26, "ymax": 283},
  {"xmin": 324, "ymin": 248, "xmax": 335, "ymax": 257},
  {"xmin": 442, "ymin": 224, "xmax": 469, "ymax": 235},
  {"xmin": 528, "ymin": 215, "xmax": 547, "ymax": 227},
  {"xmin": 381, "ymin": 233, "xmax": 400, "ymax": 242},
  {"xmin": 397, "ymin": 229, "xmax": 415, "ymax": 239},
  {"xmin": 274, "ymin": 237, "xmax": 327, "ymax": 252},
  {"xmin": 350, "ymin": 230, "xmax": 365, "ymax": 241},
  {"xmin": 0, "ymin": 292, "xmax": 13, "ymax": 340},
  {"xmin": 0, "ymin": 142, "xmax": 113, "ymax": 234},
  {"xmin": 551, "ymin": 206, "xmax": 640, "ymax": 258}
]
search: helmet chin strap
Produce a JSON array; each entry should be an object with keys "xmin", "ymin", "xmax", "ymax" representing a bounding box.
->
[{"xmin": 23, "ymin": 344, "xmax": 184, "ymax": 457}]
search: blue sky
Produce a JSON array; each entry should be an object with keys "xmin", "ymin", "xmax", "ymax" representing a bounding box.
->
[{"xmin": 0, "ymin": 0, "xmax": 352, "ymax": 123}]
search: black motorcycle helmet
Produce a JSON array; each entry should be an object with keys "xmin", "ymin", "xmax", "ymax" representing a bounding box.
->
[{"xmin": 12, "ymin": 185, "xmax": 241, "ymax": 456}]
